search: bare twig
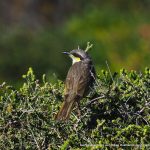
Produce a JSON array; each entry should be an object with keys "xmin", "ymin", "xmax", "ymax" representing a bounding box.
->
[
  {"xmin": 27, "ymin": 117, "xmax": 41, "ymax": 150},
  {"xmin": 86, "ymin": 95, "xmax": 105, "ymax": 106},
  {"xmin": 134, "ymin": 113, "xmax": 149, "ymax": 125},
  {"xmin": 0, "ymin": 82, "xmax": 6, "ymax": 88},
  {"xmin": 90, "ymin": 70, "xmax": 100, "ymax": 88},
  {"xmin": 85, "ymin": 42, "xmax": 93, "ymax": 52},
  {"xmin": 106, "ymin": 60, "xmax": 114, "ymax": 82}
]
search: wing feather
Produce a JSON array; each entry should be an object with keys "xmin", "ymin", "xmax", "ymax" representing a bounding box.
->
[{"xmin": 64, "ymin": 61, "xmax": 91, "ymax": 102}]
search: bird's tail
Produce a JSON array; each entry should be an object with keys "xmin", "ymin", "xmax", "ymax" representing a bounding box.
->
[{"xmin": 55, "ymin": 100, "xmax": 75, "ymax": 121}]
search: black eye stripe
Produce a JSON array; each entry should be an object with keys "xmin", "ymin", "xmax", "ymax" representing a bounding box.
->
[{"xmin": 72, "ymin": 53, "xmax": 83, "ymax": 59}]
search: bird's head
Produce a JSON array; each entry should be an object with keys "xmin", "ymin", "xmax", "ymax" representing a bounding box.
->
[{"xmin": 63, "ymin": 49, "xmax": 90, "ymax": 64}]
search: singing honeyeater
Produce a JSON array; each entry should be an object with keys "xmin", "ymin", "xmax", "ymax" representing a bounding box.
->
[{"xmin": 55, "ymin": 49, "xmax": 95, "ymax": 121}]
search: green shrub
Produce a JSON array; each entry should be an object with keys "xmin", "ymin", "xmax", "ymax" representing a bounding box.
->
[{"xmin": 0, "ymin": 67, "xmax": 149, "ymax": 149}]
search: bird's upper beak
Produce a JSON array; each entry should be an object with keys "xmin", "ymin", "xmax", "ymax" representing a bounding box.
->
[{"xmin": 62, "ymin": 52, "xmax": 70, "ymax": 55}]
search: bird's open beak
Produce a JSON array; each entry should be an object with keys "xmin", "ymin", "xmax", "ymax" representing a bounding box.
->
[{"xmin": 62, "ymin": 52, "xmax": 70, "ymax": 55}]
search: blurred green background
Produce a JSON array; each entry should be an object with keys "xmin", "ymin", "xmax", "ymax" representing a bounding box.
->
[{"xmin": 0, "ymin": 0, "xmax": 150, "ymax": 86}]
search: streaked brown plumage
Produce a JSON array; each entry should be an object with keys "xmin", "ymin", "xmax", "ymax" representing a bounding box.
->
[{"xmin": 55, "ymin": 49, "xmax": 95, "ymax": 121}]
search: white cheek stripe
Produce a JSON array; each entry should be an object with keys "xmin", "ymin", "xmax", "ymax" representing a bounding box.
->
[
  {"xmin": 70, "ymin": 55, "xmax": 81, "ymax": 64},
  {"xmin": 72, "ymin": 59, "xmax": 77, "ymax": 64}
]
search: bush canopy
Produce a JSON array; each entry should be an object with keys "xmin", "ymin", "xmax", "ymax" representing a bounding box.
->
[{"xmin": 0, "ymin": 67, "xmax": 150, "ymax": 149}]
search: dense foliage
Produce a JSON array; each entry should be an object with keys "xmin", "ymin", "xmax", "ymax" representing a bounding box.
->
[{"xmin": 0, "ymin": 67, "xmax": 149, "ymax": 149}]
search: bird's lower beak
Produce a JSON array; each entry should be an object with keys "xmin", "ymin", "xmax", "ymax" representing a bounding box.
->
[{"xmin": 62, "ymin": 52, "xmax": 70, "ymax": 55}]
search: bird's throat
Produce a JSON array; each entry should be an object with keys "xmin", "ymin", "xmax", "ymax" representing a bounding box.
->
[{"xmin": 72, "ymin": 57, "xmax": 81, "ymax": 64}]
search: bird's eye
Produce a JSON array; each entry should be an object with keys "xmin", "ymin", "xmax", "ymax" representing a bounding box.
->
[{"xmin": 73, "ymin": 54, "xmax": 82, "ymax": 60}]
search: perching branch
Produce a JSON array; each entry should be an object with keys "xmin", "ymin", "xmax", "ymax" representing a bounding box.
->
[{"xmin": 86, "ymin": 95, "xmax": 105, "ymax": 106}]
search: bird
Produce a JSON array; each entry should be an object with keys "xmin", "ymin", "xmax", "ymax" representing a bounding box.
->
[{"xmin": 55, "ymin": 48, "xmax": 96, "ymax": 121}]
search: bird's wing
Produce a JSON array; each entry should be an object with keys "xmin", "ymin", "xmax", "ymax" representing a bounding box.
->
[{"xmin": 64, "ymin": 61, "xmax": 90, "ymax": 102}]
